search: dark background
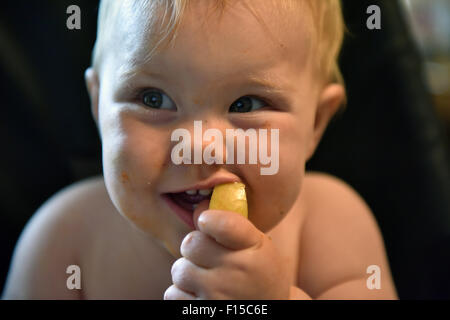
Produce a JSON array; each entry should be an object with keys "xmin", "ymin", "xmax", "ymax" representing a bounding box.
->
[{"xmin": 1, "ymin": 0, "xmax": 450, "ymax": 299}]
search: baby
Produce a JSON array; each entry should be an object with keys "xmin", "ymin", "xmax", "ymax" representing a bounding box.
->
[{"xmin": 2, "ymin": 0, "xmax": 398, "ymax": 299}]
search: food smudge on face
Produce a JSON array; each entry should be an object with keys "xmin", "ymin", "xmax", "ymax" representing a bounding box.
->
[
  {"xmin": 121, "ymin": 172, "xmax": 129, "ymax": 183},
  {"xmin": 263, "ymin": 121, "xmax": 271, "ymax": 129}
]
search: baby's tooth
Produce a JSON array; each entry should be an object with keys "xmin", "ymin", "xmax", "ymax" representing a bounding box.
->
[
  {"xmin": 185, "ymin": 189, "xmax": 197, "ymax": 195},
  {"xmin": 199, "ymin": 189, "xmax": 212, "ymax": 196}
]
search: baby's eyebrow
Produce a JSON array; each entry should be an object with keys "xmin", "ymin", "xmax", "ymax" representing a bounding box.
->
[
  {"xmin": 244, "ymin": 75, "xmax": 287, "ymax": 93},
  {"xmin": 117, "ymin": 65, "xmax": 164, "ymax": 83},
  {"xmin": 117, "ymin": 63, "xmax": 292, "ymax": 94}
]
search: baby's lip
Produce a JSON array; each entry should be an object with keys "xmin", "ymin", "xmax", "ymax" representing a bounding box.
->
[{"xmin": 164, "ymin": 175, "xmax": 242, "ymax": 194}]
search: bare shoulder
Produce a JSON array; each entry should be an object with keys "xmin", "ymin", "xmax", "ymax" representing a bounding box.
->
[
  {"xmin": 2, "ymin": 176, "xmax": 112, "ymax": 299},
  {"xmin": 298, "ymin": 172, "xmax": 398, "ymax": 299},
  {"xmin": 302, "ymin": 172, "xmax": 372, "ymax": 213}
]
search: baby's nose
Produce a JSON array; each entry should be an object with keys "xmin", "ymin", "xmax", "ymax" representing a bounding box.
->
[
  {"xmin": 170, "ymin": 118, "xmax": 231, "ymax": 166},
  {"xmin": 191, "ymin": 119, "xmax": 228, "ymax": 165}
]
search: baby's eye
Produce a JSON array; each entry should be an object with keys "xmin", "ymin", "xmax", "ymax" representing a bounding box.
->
[
  {"xmin": 141, "ymin": 89, "xmax": 176, "ymax": 110},
  {"xmin": 229, "ymin": 96, "xmax": 266, "ymax": 113}
]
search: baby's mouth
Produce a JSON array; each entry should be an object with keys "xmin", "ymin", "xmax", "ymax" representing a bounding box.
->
[{"xmin": 166, "ymin": 188, "xmax": 213, "ymax": 212}]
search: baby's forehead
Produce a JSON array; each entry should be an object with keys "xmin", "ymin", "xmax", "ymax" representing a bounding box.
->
[{"xmin": 106, "ymin": 0, "xmax": 315, "ymax": 78}]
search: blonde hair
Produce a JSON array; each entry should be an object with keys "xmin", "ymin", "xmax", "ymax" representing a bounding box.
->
[{"xmin": 92, "ymin": 0, "xmax": 345, "ymax": 86}]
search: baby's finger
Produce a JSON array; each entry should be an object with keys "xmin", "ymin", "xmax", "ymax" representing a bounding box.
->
[
  {"xmin": 181, "ymin": 230, "xmax": 229, "ymax": 268},
  {"xmin": 171, "ymin": 257, "xmax": 207, "ymax": 296},
  {"xmin": 197, "ymin": 209, "xmax": 263, "ymax": 250},
  {"xmin": 193, "ymin": 199, "xmax": 210, "ymax": 230},
  {"xmin": 164, "ymin": 284, "xmax": 196, "ymax": 300}
]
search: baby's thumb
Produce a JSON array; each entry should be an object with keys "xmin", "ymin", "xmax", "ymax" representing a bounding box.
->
[{"xmin": 193, "ymin": 199, "xmax": 209, "ymax": 230}]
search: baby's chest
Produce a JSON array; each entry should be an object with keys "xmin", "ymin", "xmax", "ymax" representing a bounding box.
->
[
  {"xmin": 79, "ymin": 206, "xmax": 304, "ymax": 299},
  {"xmin": 80, "ymin": 236, "xmax": 172, "ymax": 299},
  {"xmin": 80, "ymin": 233, "xmax": 302, "ymax": 299}
]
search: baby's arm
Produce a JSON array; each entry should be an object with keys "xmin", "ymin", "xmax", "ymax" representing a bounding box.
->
[
  {"xmin": 299, "ymin": 173, "xmax": 398, "ymax": 299},
  {"xmin": 2, "ymin": 183, "xmax": 88, "ymax": 299}
]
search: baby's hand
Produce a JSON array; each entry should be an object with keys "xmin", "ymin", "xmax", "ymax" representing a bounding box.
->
[{"xmin": 164, "ymin": 205, "xmax": 291, "ymax": 300}]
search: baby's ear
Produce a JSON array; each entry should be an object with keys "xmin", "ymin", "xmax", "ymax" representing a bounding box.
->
[
  {"xmin": 307, "ymin": 83, "xmax": 345, "ymax": 160},
  {"xmin": 85, "ymin": 68, "xmax": 100, "ymax": 124}
]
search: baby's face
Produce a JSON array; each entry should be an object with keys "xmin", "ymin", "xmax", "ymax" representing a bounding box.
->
[{"xmin": 89, "ymin": 0, "xmax": 341, "ymax": 257}]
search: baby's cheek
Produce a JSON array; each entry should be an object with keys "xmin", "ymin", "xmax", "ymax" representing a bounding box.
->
[
  {"xmin": 102, "ymin": 129, "xmax": 164, "ymax": 216},
  {"xmin": 102, "ymin": 137, "xmax": 136, "ymax": 218},
  {"xmin": 248, "ymin": 126, "xmax": 305, "ymax": 231},
  {"xmin": 102, "ymin": 140, "xmax": 172, "ymax": 241},
  {"xmin": 101, "ymin": 109, "xmax": 169, "ymax": 184},
  {"xmin": 249, "ymin": 162, "xmax": 303, "ymax": 232},
  {"xmin": 105, "ymin": 121, "xmax": 169, "ymax": 183}
]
